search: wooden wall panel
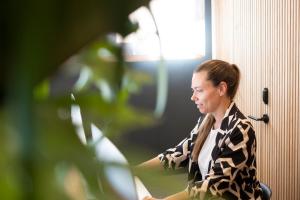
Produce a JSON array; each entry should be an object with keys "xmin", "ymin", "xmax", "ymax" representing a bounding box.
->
[{"xmin": 212, "ymin": 0, "xmax": 300, "ymax": 199}]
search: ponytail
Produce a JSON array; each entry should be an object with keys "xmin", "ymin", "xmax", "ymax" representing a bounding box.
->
[{"xmin": 192, "ymin": 114, "xmax": 215, "ymax": 161}]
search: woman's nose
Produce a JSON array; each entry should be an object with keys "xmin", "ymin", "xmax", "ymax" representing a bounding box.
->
[{"xmin": 191, "ymin": 93, "xmax": 196, "ymax": 101}]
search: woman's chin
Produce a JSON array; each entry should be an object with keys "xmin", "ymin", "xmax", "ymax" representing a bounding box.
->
[{"xmin": 198, "ymin": 108, "xmax": 206, "ymax": 114}]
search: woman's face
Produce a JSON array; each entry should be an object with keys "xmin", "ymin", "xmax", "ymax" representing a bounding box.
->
[{"xmin": 191, "ymin": 71, "xmax": 222, "ymax": 114}]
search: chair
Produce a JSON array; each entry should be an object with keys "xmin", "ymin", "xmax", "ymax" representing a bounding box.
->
[{"xmin": 260, "ymin": 182, "xmax": 272, "ymax": 200}]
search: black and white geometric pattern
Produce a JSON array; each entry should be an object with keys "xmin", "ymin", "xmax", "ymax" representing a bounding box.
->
[{"xmin": 158, "ymin": 102, "xmax": 263, "ymax": 200}]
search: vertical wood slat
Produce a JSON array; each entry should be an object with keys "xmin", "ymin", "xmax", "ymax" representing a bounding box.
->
[
  {"xmin": 212, "ymin": 0, "xmax": 300, "ymax": 199},
  {"xmin": 296, "ymin": 1, "xmax": 298, "ymax": 195}
]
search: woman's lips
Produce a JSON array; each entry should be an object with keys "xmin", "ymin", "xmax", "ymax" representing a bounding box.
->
[{"xmin": 196, "ymin": 103, "xmax": 202, "ymax": 108}]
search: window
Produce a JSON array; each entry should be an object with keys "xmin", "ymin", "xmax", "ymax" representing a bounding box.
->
[{"xmin": 119, "ymin": 0, "xmax": 206, "ymax": 61}]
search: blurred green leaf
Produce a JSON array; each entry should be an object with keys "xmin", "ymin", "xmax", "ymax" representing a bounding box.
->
[
  {"xmin": 33, "ymin": 80, "xmax": 50, "ymax": 100},
  {"xmin": 0, "ymin": 111, "xmax": 22, "ymax": 200}
]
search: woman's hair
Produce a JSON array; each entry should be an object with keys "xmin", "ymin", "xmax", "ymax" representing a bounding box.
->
[{"xmin": 191, "ymin": 59, "xmax": 240, "ymax": 161}]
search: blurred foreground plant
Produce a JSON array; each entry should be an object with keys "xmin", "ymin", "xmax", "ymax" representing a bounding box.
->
[{"xmin": 0, "ymin": 0, "xmax": 167, "ymax": 199}]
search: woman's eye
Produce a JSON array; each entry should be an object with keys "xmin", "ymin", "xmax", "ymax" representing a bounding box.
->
[{"xmin": 192, "ymin": 89, "xmax": 202, "ymax": 94}]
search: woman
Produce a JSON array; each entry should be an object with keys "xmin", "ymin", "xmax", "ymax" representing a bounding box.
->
[{"xmin": 140, "ymin": 60, "xmax": 263, "ymax": 200}]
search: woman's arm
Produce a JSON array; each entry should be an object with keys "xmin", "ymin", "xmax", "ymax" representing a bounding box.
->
[
  {"xmin": 165, "ymin": 190, "xmax": 189, "ymax": 200},
  {"xmin": 139, "ymin": 116, "xmax": 205, "ymax": 172},
  {"xmin": 138, "ymin": 156, "xmax": 163, "ymax": 171}
]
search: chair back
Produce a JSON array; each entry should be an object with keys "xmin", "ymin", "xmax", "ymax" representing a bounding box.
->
[{"xmin": 260, "ymin": 182, "xmax": 272, "ymax": 200}]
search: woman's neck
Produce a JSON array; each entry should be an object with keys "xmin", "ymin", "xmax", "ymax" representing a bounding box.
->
[{"xmin": 212, "ymin": 99, "xmax": 232, "ymax": 129}]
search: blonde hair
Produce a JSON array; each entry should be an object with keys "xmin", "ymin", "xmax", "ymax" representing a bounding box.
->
[{"xmin": 191, "ymin": 60, "xmax": 240, "ymax": 161}]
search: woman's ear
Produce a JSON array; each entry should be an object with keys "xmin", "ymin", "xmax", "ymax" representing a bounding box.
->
[{"xmin": 218, "ymin": 81, "xmax": 228, "ymax": 96}]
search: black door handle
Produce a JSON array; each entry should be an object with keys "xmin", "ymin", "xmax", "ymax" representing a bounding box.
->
[{"xmin": 248, "ymin": 114, "xmax": 269, "ymax": 124}]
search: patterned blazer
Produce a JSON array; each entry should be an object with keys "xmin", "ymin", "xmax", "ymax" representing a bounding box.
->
[{"xmin": 158, "ymin": 102, "xmax": 263, "ymax": 200}]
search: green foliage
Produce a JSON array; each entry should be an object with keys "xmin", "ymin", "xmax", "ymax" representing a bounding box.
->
[
  {"xmin": 0, "ymin": 111, "xmax": 22, "ymax": 200},
  {"xmin": 0, "ymin": 0, "xmax": 167, "ymax": 199},
  {"xmin": 0, "ymin": 0, "xmax": 184, "ymax": 199}
]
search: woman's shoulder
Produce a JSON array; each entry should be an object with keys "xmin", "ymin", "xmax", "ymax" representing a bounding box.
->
[
  {"xmin": 231, "ymin": 104, "xmax": 252, "ymax": 123},
  {"xmin": 229, "ymin": 113, "xmax": 256, "ymax": 141},
  {"xmin": 225, "ymin": 104, "xmax": 255, "ymax": 135}
]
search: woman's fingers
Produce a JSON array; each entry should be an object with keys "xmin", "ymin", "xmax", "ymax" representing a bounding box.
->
[{"xmin": 143, "ymin": 196, "xmax": 157, "ymax": 200}]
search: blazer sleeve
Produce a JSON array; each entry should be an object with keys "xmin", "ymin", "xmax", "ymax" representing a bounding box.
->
[
  {"xmin": 188, "ymin": 121, "xmax": 257, "ymax": 198},
  {"xmin": 158, "ymin": 116, "xmax": 205, "ymax": 170}
]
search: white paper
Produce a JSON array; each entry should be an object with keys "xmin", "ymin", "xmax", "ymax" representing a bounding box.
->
[{"xmin": 134, "ymin": 176, "xmax": 152, "ymax": 200}]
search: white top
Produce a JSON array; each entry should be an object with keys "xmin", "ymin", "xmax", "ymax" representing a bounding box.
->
[{"xmin": 198, "ymin": 128, "xmax": 219, "ymax": 180}]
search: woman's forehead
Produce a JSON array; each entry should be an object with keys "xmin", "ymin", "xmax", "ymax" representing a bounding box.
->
[{"xmin": 191, "ymin": 71, "xmax": 209, "ymax": 87}]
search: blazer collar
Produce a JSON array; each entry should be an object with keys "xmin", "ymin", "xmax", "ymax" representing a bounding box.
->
[{"xmin": 219, "ymin": 102, "xmax": 239, "ymax": 131}]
